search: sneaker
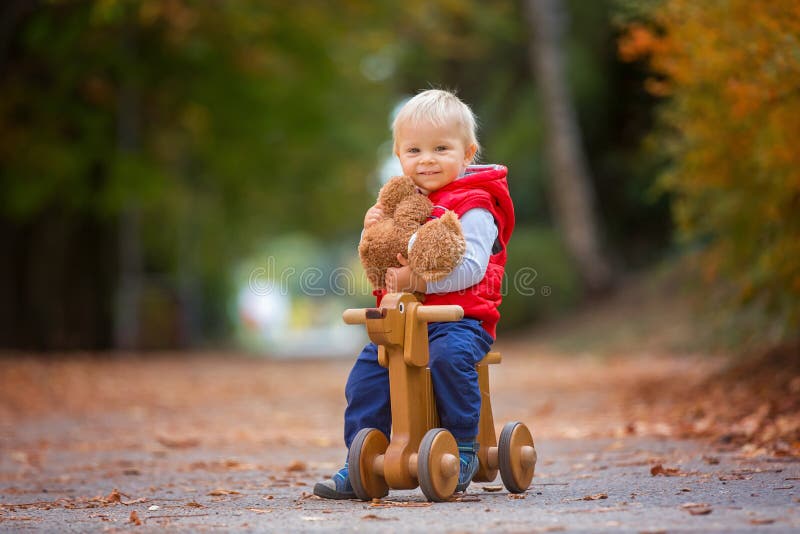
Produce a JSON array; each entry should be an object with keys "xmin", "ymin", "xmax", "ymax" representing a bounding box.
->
[
  {"xmin": 313, "ymin": 463, "xmax": 355, "ymax": 499},
  {"xmin": 455, "ymin": 441, "xmax": 480, "ymax": 493}
]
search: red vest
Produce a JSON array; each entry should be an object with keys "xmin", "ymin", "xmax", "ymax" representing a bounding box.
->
[{"xmin": 375, "ymin": 165, "xmax": 515, "ymax": 338}]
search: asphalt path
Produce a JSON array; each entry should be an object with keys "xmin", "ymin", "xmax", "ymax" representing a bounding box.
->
[{"xmin": 1, "ymin": 353, "xmax": 798, "ymax": 532}]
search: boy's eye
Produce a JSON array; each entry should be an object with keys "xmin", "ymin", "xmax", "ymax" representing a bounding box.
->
[
  {"xmin": 435, "ymin": 145, "xmax": 448, "ymax": 151},
  {"xmin": 407, "ymin": 148, "xmax": 420, "ymax": 154}
]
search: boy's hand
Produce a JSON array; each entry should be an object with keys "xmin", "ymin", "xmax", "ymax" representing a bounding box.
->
[
  {"xmin": 364, "ymin": 203, "xmax": 384, "ymax": 229},
  {"xmin": 385, "ymin": 254, "xmax": 427, "ymax": 293}
]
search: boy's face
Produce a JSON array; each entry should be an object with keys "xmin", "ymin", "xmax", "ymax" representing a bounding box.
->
[{"xmin": 394, "ymin": 120, "xmax": 477, "ymax": 195}]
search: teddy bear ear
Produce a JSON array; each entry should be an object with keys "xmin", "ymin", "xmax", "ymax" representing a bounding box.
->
[
  {"xmin": 409, "ymin": 210, "xmax": 466, "ymax": 283},
  {"xmin": 378, "ymin": 176, "xmax": 417, "ymax": 216}
]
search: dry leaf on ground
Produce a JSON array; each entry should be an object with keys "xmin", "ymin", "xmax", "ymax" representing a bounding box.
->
[
  {"xmin": 581, "ymin": 493, "xmax": 609, "ymax": 501},
  {"xmin": 651, "ymin": 464, "xmax": 681, "ymax": 476},
  {"xmin": 128, "ymin": 510, "xmax": 142, "ymax": 525},
  {"xmin": 156, "ymin": 435, "xmax": 200, "ymax": 449},
  {"xmin": 369, "ymin": 501, "xmax": 432, "ymax": 508},
  {"xmin": 362, "ymin": 513, "xmax": 397, "ymax": 520},
  {"xmin": 104, "ymin": 489, "xmax": 123, "ymax": 503},
  {"xmin": 207, "ymin": 489, "xmax": 241, "ymax": 496},
  {"xmin": 286, "ymin": 460, "xmax": 307, "ymax": 472},
  {"xmin": 681, "ymin": 502, "xmax": 712, "ymax": 515}
]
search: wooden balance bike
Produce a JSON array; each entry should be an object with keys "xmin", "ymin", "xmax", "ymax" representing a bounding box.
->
[{"xmin": 342, "ymin": 292, "xmax": 537, "ymax": 502}]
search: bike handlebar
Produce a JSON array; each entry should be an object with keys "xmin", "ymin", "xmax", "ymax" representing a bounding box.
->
[{"xmin": 342, "ymin": 304, "xmax": 464, "ymax": 324}]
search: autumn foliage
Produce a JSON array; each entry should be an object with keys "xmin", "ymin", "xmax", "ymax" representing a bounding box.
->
[{"xmin": 619, "ymin": 0, "xmax": 800, "ymax": 346}]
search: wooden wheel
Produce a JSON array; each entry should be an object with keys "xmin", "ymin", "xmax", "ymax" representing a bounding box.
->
[
  {"xmin": 348, "ymin": 428, "xmax": 389, "ymax": 501},
  {"xmin": 417, "ymin": 428, "xmax": 459, "ymax": 502},
  {"xmin": 498, "ymin": 421, "xmax": 536, "ymax": 493}
]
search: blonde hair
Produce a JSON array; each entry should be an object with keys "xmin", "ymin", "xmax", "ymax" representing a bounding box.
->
[{"xmin": 392, "ymin": 89, "xmax": 480, "ymax": 160}]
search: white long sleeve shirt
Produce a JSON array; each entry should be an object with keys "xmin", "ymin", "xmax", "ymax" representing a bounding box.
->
[{"xmin": 408, "ymin": 208, "xmax": 498, "ymax": 294}]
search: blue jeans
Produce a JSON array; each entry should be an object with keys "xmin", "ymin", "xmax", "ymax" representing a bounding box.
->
[{"xmin": 343, "ymin": 318, "xmax": 494, "ymax": 447}]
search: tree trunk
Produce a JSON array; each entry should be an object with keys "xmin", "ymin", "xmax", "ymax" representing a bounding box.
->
[
  {"xmin": 524, "ymin": 0, "xmax": 614, "ymax": 293},
  {"xmin": 113, "ymin": 14, "xmax": 142, "ymax": 351}
]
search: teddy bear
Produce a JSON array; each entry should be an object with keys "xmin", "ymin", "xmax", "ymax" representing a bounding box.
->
[{"xmin": 359, "ymin": 175, "xmax": 466, "ymax": 291}]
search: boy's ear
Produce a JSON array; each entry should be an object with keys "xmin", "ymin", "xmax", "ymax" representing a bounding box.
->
[{"xmin": 464, "ymin": 143, "xmax": 478, "ymax": 164}]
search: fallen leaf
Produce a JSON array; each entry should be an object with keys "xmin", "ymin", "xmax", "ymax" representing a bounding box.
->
[
  {"xmin": 369, "ymin": 500, "xmax": 432, "ymax": 508},
  {"xmin": 148, "ymin": 505, "xmax": 159, "ymax": 511},
  {"xmin": 128, "ymin": 510, "xmax": 142, "ymax": 526},
  {"xmin": 749, "ymin": 518, "xmax": 775, "ymax": 525},
  {"xmin": 508, "ymin": 493, "xmax": 526, "ymax": 499},
  {"xmin": 208, "ymin": 489, "xmax": 241, "ymax": 496},
  {"xmin": 702, "ymin": 456, "xmax": 720, "ymax": 465},
  {"xmin": 219, "ymin": 459, "xmax": 259, "ymax": 471},
  {"xmin": 774, "ymin": 485, "xmax": 794, "ymax": 490},
  {"xmin": 286, "ymin": 460, "xmax": 307, "ymax": 472},
  {"xmin": 581, "ymin": 493, "xmax": 608, "ymax": 501},
  {"xmin": 452, "ymin": 495, "xmax": 482, "ymax": 502},
  {"xmin": 482, "ymin": 485, "xmax": 503, "ymax": 492},
  {"xmin": 301, "ymin": 516, "xmax": 326, "ymax": 521},
  {"xmin": 156, "ymin": 435, "xmax": 200, "ymax": 449},
  {"xmin": 719, "ymin": 473, "xmax": 750, "ymax": 481},
  {"xmin": 245, "ymin": 508, "xmax": 272, "ymax": 514},
  {"xmin": 186, "ymin": 501, "xmax": 204, "ymax": 508},
  {"xmin": 681, "ymin": 502, "xmax": 712, "ymax": 515},
  {"xmin": 361, "ymin": 513, "xmax": 396, "ymax": 521},
  {"xmin": 650, "ymin": 464, "xmax": 681, "ymax": 476}
]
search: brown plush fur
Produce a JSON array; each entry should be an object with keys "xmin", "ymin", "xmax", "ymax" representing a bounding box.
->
[
  {"xmin": 409, "ymin": 210, "xmax": 466, "ymax": 283},
  {"xmin": 359, "ymin": 176, "xmax": 465, "ymax": 290}
]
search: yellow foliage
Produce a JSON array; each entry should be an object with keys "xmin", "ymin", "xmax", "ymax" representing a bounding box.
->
[{"xmin": 619, "ymin": 0, "xmax": 800, "ymax": 343}]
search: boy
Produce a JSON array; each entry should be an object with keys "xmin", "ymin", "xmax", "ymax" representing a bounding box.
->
[{"xmin": 314, "ymin": 89, "xmax": 515, "ymax": 498}]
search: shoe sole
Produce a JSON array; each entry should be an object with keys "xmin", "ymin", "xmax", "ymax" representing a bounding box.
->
[{"xmin": 312, "ymin": 482, "xmax": 356, "ymax": 500}]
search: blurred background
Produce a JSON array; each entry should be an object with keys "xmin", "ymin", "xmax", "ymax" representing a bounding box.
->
[{"xmin": 1, "ymin": 0, "xmax": 797, "ymax": 357}]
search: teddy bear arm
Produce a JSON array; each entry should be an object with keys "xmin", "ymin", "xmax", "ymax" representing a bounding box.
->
[{"xmin": 408, "ymin": 211, "xmax": 466, "ymax": 283}]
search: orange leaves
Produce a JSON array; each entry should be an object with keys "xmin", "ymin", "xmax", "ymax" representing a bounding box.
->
[
  {"xmin": 617, "ymin": 0, "xmax": 800, "ymax": 342},
  {"xmin": 617, "ymin": 23, "xmax": 660, "ymax": 62}
]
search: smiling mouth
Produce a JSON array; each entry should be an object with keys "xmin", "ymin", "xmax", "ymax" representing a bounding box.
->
[{"xmin": 418, "ymin": 171, "xmax": 440, "ymax": 176}]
